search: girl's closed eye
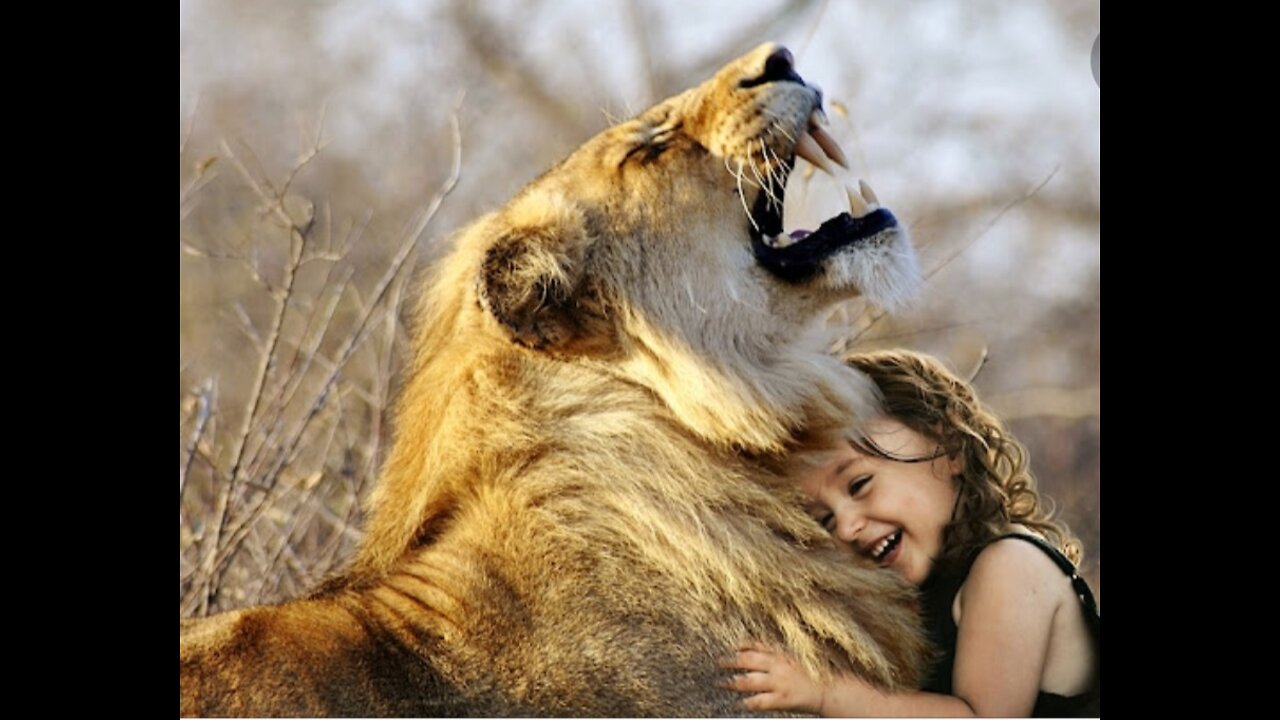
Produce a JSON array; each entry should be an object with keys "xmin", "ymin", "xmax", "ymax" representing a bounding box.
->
[
  {"xmin": 847, "ymin": 476, "xmax": 871, "ymax": 497},
  {"xmin": 811, "ymin": 511, "xmax": 835, "ymax": 532}
]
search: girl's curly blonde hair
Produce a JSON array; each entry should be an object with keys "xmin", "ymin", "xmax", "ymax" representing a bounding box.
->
[{"xmin": 843, "ymin": 350, "xmax": 1082, "ymax": 574}]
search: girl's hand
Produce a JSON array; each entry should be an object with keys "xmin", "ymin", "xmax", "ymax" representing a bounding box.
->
[{"xmin": 719, "ymin": 641, "xmax": 827, "ymax": 714}]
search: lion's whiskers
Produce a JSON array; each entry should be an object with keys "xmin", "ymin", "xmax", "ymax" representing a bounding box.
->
[
  {"xmin": 761, "ymin": 140, "xmax": 789, "ymax": 203},
  {"xmin": 762, "ymin": 141, "xmax": 787, "ymax": 212},
  {"xmin": 762, "ymin": 110, "xmax": 796, "ymax": 142},
  {"xmin": 732, "ymin": 158, "xmax": 761, "ymax": 234},
  {"xmin": 719, "ymin": 127, "xmax": 797, "ymax": 236},
  {"xmin": 748, "ymin": 143, "xmax": 780, "ymax": 212}
]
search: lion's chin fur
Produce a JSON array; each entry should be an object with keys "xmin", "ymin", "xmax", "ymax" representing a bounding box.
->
[
  {"xmin": 181, "ymin": 42, "xmax": 931, "ymax": 717},
  {"xmin": 823, "ymin": 227, "xmax": 922, "ymax": 313}
]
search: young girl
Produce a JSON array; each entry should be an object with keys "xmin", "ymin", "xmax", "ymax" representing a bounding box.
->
[{"xmin": 722, "ymin": 350, "xmax": 1099, "ymax": 717}]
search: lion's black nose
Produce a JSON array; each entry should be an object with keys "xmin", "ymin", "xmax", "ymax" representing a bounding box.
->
[
  {"xmin": 740, "ymin": 46, "xmax": 804, "ymax": 88},
  {"xmin": 763, "ymin": 47, "xmax": 795, "ymax": 79}
]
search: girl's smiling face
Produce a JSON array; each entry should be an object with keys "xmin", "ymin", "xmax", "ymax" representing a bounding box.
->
[{"xmin": 797, "ymin": 419, "xmax": 962, "ymax": 586}]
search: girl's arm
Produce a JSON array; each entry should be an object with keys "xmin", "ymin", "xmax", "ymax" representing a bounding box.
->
[
  {"xmin": 948, "ymin": 536, "xmax": 1064, "ymax": 716},
  {"xmin": 722, "ymin": 538, "xmax": 1067, "ymax": 717}
]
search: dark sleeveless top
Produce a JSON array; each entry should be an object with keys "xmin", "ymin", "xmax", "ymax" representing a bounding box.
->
[{"xmin": 918, "ymin": 533, "xmax": 1100, "ymax": 717}]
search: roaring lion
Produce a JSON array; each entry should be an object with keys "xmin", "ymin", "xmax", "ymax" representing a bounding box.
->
[{"xmin": 180, "ymin": 43, "xmax": 929, "ymax": 716}]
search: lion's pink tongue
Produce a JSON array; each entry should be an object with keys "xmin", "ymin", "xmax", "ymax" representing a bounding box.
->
[{"xmin": 789, "ymin": 229, "xmax": 812, "ymax": 241}]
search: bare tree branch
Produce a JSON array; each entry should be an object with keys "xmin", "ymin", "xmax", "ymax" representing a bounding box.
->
[
  {"xmin": 964, "ymin": 345, "xmax": 989, "ymax": 384},
  {"xmin": 217, "ymin": 137, "xmax": 317, "ymax": 480},
  {"xmin": 181, "ymin": 94, "xmax": 200, "ymax": 158},
  {"xmin": 851, "ymin": 165, "xmax": 1060, "ymax": 345},
  {"xmin": 227, "ymin": 303, "xmax": 264, "ymax": 348},
  {"xmin": 179, "ymin": 96, "xmax": 220, "ymax": 219},
  {"xmin": 925, "ymin": 165, "xmax": 1061, "ymax": 286},
  {"xmin": 222, "ymin": 137, "xmax": 279, "ymax": 203},
  {"xmin": 180, "ymin": 162, "xmax": 220, "ymax": 222},
  {"xmin": 832, "ymin": 315, "xmax": 1004, "ymax": 354},
  {"xmin": 244, "ymin": 267, "xmax": 354, "ymax": 483},
  {"xmin": 280, "ymin": 106, "xmax": 329, "ymax": 201},
  {"xmin": 181, "ymin": 379, "xmax": 216, "ymax": 505},
  {"xmin": 208, "ymin": 98, "xmax": 466, "ymax": 593},
  {"xmin": 191, "ymin": 137, "xmax": 321, "ymax": 614}
]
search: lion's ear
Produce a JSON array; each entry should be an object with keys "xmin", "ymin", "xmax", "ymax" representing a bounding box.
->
[{"xmin": 477, "ymin": 197, "xmax": 614, "ymax": 355}]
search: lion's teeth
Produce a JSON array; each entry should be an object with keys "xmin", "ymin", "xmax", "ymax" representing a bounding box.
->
[
  {"xmin": 771, "ymin": 233, "xmax": 795, "ymax": 248},
  {"xmin": 809, "ymin": 125, "xmax": 850, "ymax": 170},
  {"xmin": 858, "ymin": 179, "xmax": 881, "ymax": 211},
  {"xmin": 806, "ymin": 110, "xmax": 848, "ymax": 170},
  {"xmin": 845, "ymin": 180, "xmax": 871, "ymax": 218},
  {"xmin": 794, "ymin": 131, "xmax": 838, "ymax": 176}
]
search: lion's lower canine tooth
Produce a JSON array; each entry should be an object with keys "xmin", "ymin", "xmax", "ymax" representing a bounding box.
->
[
  {"xmin": 859, "ymin": 179, "xmax": 880, "ymax": 210},
  {"xmin": 809, "ymin": 125, "xmax": 849, "ymax": 170},
  {"xmin": 846, "ymin": 181, "xmax": 871, "ymax": 218},
  {"xmin": 794, "ymin": 132, "xmax": 837, "ymax": 176}
]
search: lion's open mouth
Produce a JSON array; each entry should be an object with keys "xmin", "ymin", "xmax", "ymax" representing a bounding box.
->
[{"xmin": 747, "ymin": 113, "xmax": 899, "ymax": 284}]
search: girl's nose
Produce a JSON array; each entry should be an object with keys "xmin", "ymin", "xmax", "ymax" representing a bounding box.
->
[{"xmin": 834, "ymin": 510, "xmax": 865, "ymax": 545}]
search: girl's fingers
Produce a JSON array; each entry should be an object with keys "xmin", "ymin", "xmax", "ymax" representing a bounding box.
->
[
  {"xmin": 719, "ymin": 640, "xmax": 785, "ymax": 671},
  {"xmin": 724, "ymin": 671, "xmax": 773, "ymax": 693}
]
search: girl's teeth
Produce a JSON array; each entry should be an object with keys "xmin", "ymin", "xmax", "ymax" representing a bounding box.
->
[{"xmin": 873, "ymin": 531, "xmax": 899, "ymax": 560}]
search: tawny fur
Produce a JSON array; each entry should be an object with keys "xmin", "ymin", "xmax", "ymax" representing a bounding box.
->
[{"xmin": 181, "ymin": 43, "xmax": 929, "ymax": 717}]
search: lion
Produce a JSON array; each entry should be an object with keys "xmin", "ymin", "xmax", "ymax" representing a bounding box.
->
[{"xmin": 180, "ymin": 43, "xmax": 929, "ymax": 716}]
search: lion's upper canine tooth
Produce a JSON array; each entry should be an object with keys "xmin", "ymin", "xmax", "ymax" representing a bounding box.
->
[
  {"xmin": 794, "ymin": 131, "xmax": 838, "ymax": 176},
  {"xmin": 858, "ymin": 179, "xmax": 881, "ymax": 211},
  {"xmin": 808, "ymin": 124, "xmax": 850, "ymax": 170},
  {"xmin": 845, "ymin": 180, "xmax": 872, "ymax": 218}
]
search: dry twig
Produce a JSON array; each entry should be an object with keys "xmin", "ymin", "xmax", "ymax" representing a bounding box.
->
[
  {"xmin": 205, "ymin": 98, "xmax": 466, "ymax": 596},
  {"xmin": 189, "ymin": 129, "xmax": 323, "ymax": 614},
  {"xmin": 181, "ymin": 379, "xmax": 216, "ymax": 504}
]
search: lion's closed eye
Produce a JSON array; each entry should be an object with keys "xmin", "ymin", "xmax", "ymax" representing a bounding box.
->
[{"xmin": 620, "ymin": 123, "xmax": 684, "ymax": 167}]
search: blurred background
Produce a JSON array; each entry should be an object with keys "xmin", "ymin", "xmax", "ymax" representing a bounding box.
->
[{"xmin": 180, "ymin": 0, "xmax": 1099, "ymax": 616}]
